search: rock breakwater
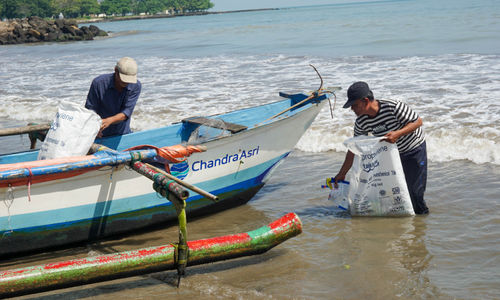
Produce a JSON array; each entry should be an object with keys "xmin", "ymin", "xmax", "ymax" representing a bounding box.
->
[{"xmin": 0, "ymin": 16, "xmax": 108, "ymax": 45}]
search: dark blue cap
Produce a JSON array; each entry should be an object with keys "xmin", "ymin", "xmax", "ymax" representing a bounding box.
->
[{"xmin": 343, "ymin": 81, "xmax": 373, "ymax": 108}]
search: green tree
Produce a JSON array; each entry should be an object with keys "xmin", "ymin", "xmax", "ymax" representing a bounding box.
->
[
  {"xmin": 0, "ymin": 0, "xmax": 214, "ymax": 19},
  {"xmin": 0, "ymin": 0, "xmax": 55, "ymax": 18},
  {"xmin": 0, "ymin": 0, "xmax": 16, "ymax": 18},
  {"xmin": 101, "ymin": 0, "xmax": 134, "ymax": 16},
  {"xmin": 133, "ymin": 0, "xmax": 165, "ymax": 14},
  {"xmin": 51, "ymin": 0, "xmax": 80, "ymax": 18},
  {"xmin": 1, "ymin": 0, "xmax": 29, "ymax": 18},
  {"xmin": 50, "ymin": 0, "xmax": 98, "ymax": 17},
  {"xmin": 185, "ymin": 0, "xmax": 212, "ymax": 12},
  {"xmin": 30, "ymin": 0, "xmax": 55, "ymax": 17},
  {"xmin": 164, "ymin": 0, "xmax": 185, "ymax": 14},
  {"xmin": 79, "ymin": 0, "xmax": 99, "ymax": 15}
]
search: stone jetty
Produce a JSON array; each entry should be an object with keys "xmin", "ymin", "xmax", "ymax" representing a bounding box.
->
[{"xmin": 0, "ymin": 16, "xmax": 108, "ymax": 45}]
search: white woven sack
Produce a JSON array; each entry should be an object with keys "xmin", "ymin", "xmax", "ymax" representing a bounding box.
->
[
  {"xmin": 344, "ymin": 136, "xmax": 415, "ymax": 217},
  {"xmin": 38, "ymin": 101, "xmax": 101, "ymax": 160}
]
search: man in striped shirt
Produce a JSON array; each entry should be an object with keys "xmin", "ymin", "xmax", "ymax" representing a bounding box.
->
[{"xmin": 334, "ymin": 81, "xmax": 429, "ymax": 214}]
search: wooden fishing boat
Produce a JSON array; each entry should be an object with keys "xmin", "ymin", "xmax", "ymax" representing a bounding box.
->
[{"xmin": 0, "ymin": 89, "xmax": 334, "ymax": 257}]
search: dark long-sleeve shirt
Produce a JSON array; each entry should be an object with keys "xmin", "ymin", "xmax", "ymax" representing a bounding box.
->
[{"xmin": 85, "ymin": 73, "xmax": 141, "ymax": 137}]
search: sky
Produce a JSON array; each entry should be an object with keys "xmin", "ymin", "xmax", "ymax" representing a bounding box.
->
[{"xmin": 210, "ymin": 0, "xmax": 363, "ymax": 11}]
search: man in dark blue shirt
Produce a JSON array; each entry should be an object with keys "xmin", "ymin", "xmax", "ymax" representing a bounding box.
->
[{"xmin": 85, "ymin": 57, "xmax": 142, "ymax": 137}]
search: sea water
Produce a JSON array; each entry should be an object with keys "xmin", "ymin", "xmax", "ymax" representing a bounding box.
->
[{"xmin": 1, "ymin": 0, "xmax": 499, "ymax": 299}]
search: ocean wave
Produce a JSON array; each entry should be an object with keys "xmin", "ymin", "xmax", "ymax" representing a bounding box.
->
[{"xmin": 0, "ymin": 53, "xmax": 499, "ymax": 165}]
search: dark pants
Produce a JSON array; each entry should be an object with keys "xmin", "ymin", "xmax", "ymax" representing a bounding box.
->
[{"xmin": 400, "ymin": 142, "xmax": 429, "ymax": 214}]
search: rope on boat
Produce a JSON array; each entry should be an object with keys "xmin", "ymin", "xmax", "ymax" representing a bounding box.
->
[
  {"xmin": 26, "ymin": 167, "xmax": 33, "ymax": 202},
  {"xmin": 125, "ymin": 144, "xmax": 205, "ymax": 164},
  {"xmin": 309, "ymin": 64, "xmax": 338, "ymax": 118},
  {"xmin": 327, "ymin": 89, "xmax": 337, "ymax": 119},
  {"xmin": 3, "ymin": 184, "xmax": 15, "ymax": 237},
  {"xmin": 308, "ymin": 64, "xmax": 341, "ymax": 119},
  {"xmin": 259, "ymin": 64, "xmax": 328, "ymax": 125},
  {"xmin": 130, "ymin": 150, "xmax": 142, "ymax": 163}
]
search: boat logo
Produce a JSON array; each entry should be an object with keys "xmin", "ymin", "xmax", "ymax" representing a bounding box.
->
[
  {"xmin": 191, "ymin": 146, "xmax": 260, "ymax": 172},
  {"xmin": 170, "ymin": 161, "xmax": 189, "ymax": 180}
]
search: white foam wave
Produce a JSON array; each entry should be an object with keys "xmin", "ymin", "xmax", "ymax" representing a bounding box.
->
[{"xmin": 1, "ymin": 53, "xmax": 499, "ymax": 164}]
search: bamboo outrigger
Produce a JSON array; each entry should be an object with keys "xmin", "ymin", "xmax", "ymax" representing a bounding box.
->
[{"xmin": 0, "ymin": 212, "xmax": 302, "ymax": 298}]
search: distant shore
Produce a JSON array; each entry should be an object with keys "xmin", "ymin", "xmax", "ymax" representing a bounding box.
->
[
  {"xmin": 0, "ymin": 8, "xmax": 277, "ymax": 45},
  {"xmin": 77, "ymin": 8, "xmax": 278, "ymax": 24}
]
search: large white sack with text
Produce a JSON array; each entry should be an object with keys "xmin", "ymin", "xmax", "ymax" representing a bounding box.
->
[
  {"xmin": 344, "ymin": 136, "xmax": 415, "ymax": 217},
  {"xmin": 38, "ymin": 101, "xmax": 101, "ymax": 160}
]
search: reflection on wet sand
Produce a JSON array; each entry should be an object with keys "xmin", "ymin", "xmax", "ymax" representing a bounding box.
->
[{"xmin": 387, "ymin": 217, "xmax": 441, "ymax": 298}]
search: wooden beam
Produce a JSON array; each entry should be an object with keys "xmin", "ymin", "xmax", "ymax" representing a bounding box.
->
[{"xmin": 0, "ymin": 124, "xmax": 50, "ymax": 137}]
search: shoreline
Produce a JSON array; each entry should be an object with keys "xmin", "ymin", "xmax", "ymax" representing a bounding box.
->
[
  {"xmin": 77, "ymin": 8, "xmax": 278, "ymax": 24},
  {"xmin": 0, "ymin": 17, "xmax": 107, "ymax": 45}
]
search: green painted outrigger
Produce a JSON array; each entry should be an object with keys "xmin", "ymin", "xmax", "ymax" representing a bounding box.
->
[{"xmin": 0, "ymin": 212, "xmax": 302, "ymax": 297}]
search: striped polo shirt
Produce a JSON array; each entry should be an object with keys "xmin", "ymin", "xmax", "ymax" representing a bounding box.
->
[{"xmin": 354, "ymin": 99, "xmax": 425, "ymax": 154}]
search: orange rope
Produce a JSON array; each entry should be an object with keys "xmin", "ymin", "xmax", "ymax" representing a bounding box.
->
[{"xmin": 124, "ymin": 144, "xmax": 204, "ymax": 164}]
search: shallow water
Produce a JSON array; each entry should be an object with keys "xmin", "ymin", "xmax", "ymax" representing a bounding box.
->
[{"xmin": 1, "ymin": 145, "xmax": 499, "ymax": 299}]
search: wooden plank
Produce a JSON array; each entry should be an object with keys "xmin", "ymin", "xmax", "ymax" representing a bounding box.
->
[
  {"xmin": 182, "ymin": 117, "xmax": 247, "ymax": 133},
  {"xmin": 0, "ymin": 124, "xmax": 50, "ymax": 137}
]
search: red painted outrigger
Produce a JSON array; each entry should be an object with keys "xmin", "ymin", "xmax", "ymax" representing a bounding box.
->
[{"xmin": 0, "ymin": 212, "xmax": 302, "ymax": 298}]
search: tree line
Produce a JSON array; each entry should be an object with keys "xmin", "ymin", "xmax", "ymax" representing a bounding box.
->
[{"xmin": 0, "ymin": 0, "xmax": 214, "ymax": 19}]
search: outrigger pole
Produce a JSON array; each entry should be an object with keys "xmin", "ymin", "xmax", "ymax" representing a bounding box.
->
[
  {"xmin": 90, "ymin": 143, "xmax": 217, "ymax": 286},
  {"xmin": 127, "ymin": 159, "xmax": 190, "ymax": 286},
  {"xmin": 0, "ymin": 213, "xmax": 303, "ymax": 298}
]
